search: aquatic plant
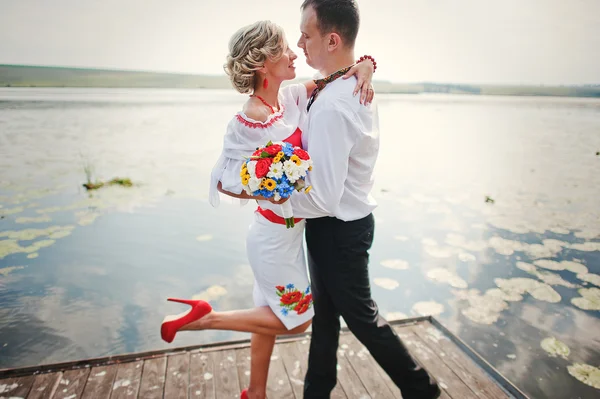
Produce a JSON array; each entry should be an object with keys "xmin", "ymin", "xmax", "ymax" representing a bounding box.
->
[{"xmin": 108, "ymin": 178, "xmax": 133, "ymax": 187}]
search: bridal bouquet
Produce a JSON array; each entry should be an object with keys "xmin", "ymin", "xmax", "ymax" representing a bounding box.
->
[{"xmin": 240, "ymin": 141, "xmax": 312, "ymax": 228}]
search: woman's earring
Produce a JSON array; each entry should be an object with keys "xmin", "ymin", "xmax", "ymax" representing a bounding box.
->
[{"xmin": 263, "ymin": 77, "xmax": 269, "ymax": 89}]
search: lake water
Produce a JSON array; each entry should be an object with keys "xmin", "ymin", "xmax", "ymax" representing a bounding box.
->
[{"xmin": 0, "ymin": 88, "xmax": 599, "ymax": 398}]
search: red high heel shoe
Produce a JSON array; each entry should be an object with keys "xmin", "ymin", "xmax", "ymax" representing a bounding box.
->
[
  {"xmin": 240, "ymin": 388, "xmax": 248, "ymax": 399},
  {"xmin": 160, "ymin": 298, "xmax": 212, "ymax": 343}
]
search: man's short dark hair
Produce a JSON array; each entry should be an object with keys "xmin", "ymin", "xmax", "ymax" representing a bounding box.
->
[{"xmin": 301, "ymin": 0, "xmax": 360, "ymax": 48}]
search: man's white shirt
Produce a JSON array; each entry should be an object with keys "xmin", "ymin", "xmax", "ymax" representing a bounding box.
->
[{"xmin": 290, "ymin": 76, "xmax": 380, "ymax": 222}]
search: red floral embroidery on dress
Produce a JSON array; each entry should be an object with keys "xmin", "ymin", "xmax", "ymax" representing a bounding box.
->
[
  {"xmin": 276, "ymin": 284, "xmax": 313, "ymax": 316},
  {"xmin": 236, "ymin": 106, "xmax": 285, "ymax": 129}
]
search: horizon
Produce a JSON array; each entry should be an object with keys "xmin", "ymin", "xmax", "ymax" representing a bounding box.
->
[
  {"xmin": 2, "ymin": 64, "xmax": 599, "ymax": 88},
  {"xmin": 1, "ymin": 0, "xmax": 599, "ymax": 86}
]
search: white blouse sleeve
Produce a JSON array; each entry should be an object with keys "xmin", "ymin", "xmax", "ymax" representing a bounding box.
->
[
  {"xmin": 209, "ymin": 120, "xmax": 252, "ymax": 207},
  {"xmin": 281, "ymin": 83, "xmax": 309, "ymax": 113},
  {"xmin": 219, "ymin": 158, "xmax": 244, "ymax": 194}
]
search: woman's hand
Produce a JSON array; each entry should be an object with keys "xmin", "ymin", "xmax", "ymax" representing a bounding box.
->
[{"xmin": 343, "ymin": 60, "xmax": 375, "ymax": 105}]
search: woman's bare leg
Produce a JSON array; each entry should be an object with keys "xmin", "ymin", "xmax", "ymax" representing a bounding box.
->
[
  {"xmin": 180, "ymin": 306, "xmax": 311, "ymax": 336},
  {"xmin": 176, "ymin": 306, "xmax": 310, "ymax": 398},
  {"xmin": 246, "ymin": 333, "xmax": 275, "ymax": 399}
]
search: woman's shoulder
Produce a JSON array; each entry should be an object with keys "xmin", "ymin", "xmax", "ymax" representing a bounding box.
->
[
  {"xmin": 232, "ymin": 97, "xmax": 286, "ymax": 130},
  {"xmin": 242, "ymin": 98, "xmax": 271, "ymax": 123}
]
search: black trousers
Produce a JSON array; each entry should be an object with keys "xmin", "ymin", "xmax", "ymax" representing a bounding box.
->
[{"xmin": 303, "ymin": 214, "xmax": 440, "ymax": 399}]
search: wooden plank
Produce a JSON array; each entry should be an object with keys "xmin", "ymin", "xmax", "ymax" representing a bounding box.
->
[
  {"xmin": 0, "ymin": 318, "xmax": 434, "ymax": 381},
  {"xmin": 278, "ymin": 341, "xmax": 307, "ymax": 398},
  {"xmin": 335, "ymin": 349, "xmax": 370, "ymax": 398},
  {"xmin": 212, "ymin": 350, "xmax": 240, "ymax": 398},
  {"xmin": 53, "ymin": 368, "xmax": 91, "ymax": 399},
  {"xmin": 439, "ymin": 391, "xmax": 452, "ymax": 399},
  {"xmin": 138, "ymin": 356, "xmax": 167, "ymax": 399},
  {"xmin": 110, "ymin": 361, "xmax": 143, "ymax": 399},
  {"xmin": 0, "ymin": 375, "xmax": 35, "ymax": 398},
  {"xmin": 265, "ymin": 344, "xmax": 294, "ymax": 399},
  {"xmin": 164, "ymin": 352, "xmax": 190, "ymax": 399},
  {"xmin": 189, "ymin": 351, "xmax": 216, "ymax": 399},
  {"xmin": 292, "ymin": 337, "xmax": 347, "ymax": 399},
  {"xmin": 81, "ymin": 364, "xmax": 118, "ymax": 399},
  {"xmin": 235, "ymin": 347, "xmax": 251, "ymax": 393},
  {"xmin": 339, "ymin": 333, "xmax": 399, "ymax": 398},
  {"xmin": 412, "ymin": 322, "xmax": 510, "ymax": 399},
  {"xmin": 28, "ymin": 372, "xmax": 62, "ymax": 399},
  {"xmin": 393, "ymin": 327, "xmax": 479, "ymax": 399}
]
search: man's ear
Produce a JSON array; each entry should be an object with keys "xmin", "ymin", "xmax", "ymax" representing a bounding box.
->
[{"xmin": 327, "ymin": 33, "xmax": 342, "ymax": 52}]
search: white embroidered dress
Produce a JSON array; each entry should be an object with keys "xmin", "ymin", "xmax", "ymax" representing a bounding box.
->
[{"xmin": 209, "ymin": 84, "xmax": 313, "ymax": 329}]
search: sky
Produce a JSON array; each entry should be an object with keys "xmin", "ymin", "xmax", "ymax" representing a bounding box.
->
[{"xmin": 1, "ymin": 0, "xmax": 599, "ymax": 85}]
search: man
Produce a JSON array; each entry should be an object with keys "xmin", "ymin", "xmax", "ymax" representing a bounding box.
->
[{"xmin": 290, "ymin": 1, "xmax": 441, "ymax": 398}]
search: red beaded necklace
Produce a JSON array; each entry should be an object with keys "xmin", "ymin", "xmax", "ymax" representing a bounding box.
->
[{"xmin": 250, "ymin": 94, "xmax": 278, "ymax": 114}]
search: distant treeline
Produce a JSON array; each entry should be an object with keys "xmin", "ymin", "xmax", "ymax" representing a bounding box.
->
[{"xmin": 1, "ymin": 64, "xmax": 599, "ymax": 98}]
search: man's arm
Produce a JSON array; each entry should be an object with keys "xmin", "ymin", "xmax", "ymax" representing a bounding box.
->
[{"xmin": 291, "ymin": 107, "xmax": 355, "ymax": 218}]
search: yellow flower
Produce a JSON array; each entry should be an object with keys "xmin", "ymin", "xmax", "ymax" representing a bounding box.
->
[
  {"xmin": 305, "ymin": 185, "xmax": 312, "ymax": 193},
  {"xmin": 273, "ymin": 155, "xmax": 282, "ymax": 164},
  {"xmin": 290, "ymin": 155, "xmax": 302, "ymax": 166},
  {"xmin": 241, "ymin": 174, "xmax": 250, "ymax": 185},
  {"xmin": 259, "ymin": 178, "xmax": 267, "ymax": 190},
  {"xmin": 308, "ymin": 165, "xmax": 313, "ymax": 171},
  {"xmin": 240, "ymin": 163, "xmax": 248, "ymax": 176},
  {"xmin": 264, "ymin": 179, "xmax": 277, "ymax": 191},
  {"xmin": 276, "ymin": 151, "xmax": 284, "ymax": 158}
]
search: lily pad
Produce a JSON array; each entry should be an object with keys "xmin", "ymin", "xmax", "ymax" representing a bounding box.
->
[
  {"xmin": 380, "ymin": 259, "xmax": 410, "ymax": 270},
  {"xmin": 373, "ymin": 278, "xmax": 399, "ymax": 290},
  {"xmin": 541, "ymin": 337, "xmax": 570, "ymax": 359},
  {"xmin": 567, "ymin": 363, "xmax": 600, "ymax": 389},
  {"xmin": 412, "ymin": 301, "xmax": 444, "ymax": 316}
]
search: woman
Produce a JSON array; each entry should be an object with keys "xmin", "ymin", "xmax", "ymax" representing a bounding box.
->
[{"xmin": 161, "ymin": 20, "xmax": 375, "ymax": 399}]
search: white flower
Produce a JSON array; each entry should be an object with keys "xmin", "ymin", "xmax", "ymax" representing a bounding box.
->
[
  {"xmin": 282, "ymin": 160, "xmax": 296, "ymax": 173},
  {"xmin": 267, "ymin": 162, "xmax": 284, "ymax": 179},
  {"xmin": 246, "ymin": 161, "xmax": 257, "ymax": 177},
  {"xmin": 288, "ymin": 169, "xmax": 302, "ymax": 183},
  {"xmin": 248, "ymin": 176, "xmax": 262, "ymax": 192},
  {"xmin": 283, "ymin": 160, "xmax": 305, "ymax": 183},
  {"xmin": 301, "ymin": 159, "xmax": 313, "ymax": 171}
]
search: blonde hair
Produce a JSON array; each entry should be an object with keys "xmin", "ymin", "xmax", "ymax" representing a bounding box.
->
[{"xmin": 224, "ymin": 21, "xmax": 286, "ymax": 94}]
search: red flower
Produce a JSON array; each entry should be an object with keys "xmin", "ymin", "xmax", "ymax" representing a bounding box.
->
[
  {"xmin": 293, "ymin": 148, "xmax": 310, "ymax": 161},
  {"xmin": 255, "ymin": 158, "xmax": 273, "ymax": 178},
  {"xmin": 276, "ymin": 285, "xmax": 285, "ymax": 292},
  {"xmin": 252, "ymin": 149, "xmax": 262, "ymax": 157},
  {"xmin": 265, "ymin": 144, "xmax": 282, "ymax": 156},
  {"xmin": 293, "ymin": 294, "xmax": 313, "ymax": 315},
  {"xmin": 281, "ymin": 291, "xmax": 302, "ymax": 305},
  {"xmin": 294, "ymin": 301, "xmax": 310, "ymax": 315}
]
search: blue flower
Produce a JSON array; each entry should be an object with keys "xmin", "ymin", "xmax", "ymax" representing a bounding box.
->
[
  {"xmin": 281, "ymin": 308, "xmax": 289, "ymax": 316},
  {"xmin": 282, "ymin": 143, "xmax": 294, "ymax": 157},
  {"xmin": 305, "ymin": 286, "xmax": 311, "ymax": 294},
  {"xmin": 279, "ymin": 174, "xmax": 290, "ymax": 185},
  {"xmin": 277, "ymin": 180, "xmax": 294, "ymax": 198},
  {"xmin": 286, "ymin": 283, "xmax": 295, "ymax": 289},
  {"xmin": 261, "ymin": 189, "xmax": 274, "ymax": 198}
]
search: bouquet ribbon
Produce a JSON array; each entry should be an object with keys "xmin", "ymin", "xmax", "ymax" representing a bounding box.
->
[{"xmin": 256, "ymin": 206, "xmax": 303, "ymax": 226}]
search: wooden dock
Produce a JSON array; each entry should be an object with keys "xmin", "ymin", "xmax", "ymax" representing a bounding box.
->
[{"xmin": 0, "ymin": 317, "xmax": 527, "ymax": 399}]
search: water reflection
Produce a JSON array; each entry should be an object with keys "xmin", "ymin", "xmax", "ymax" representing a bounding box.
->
[{"xmin": 1, "ymin": 89, "xmax": 599, "ymax": 398}]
